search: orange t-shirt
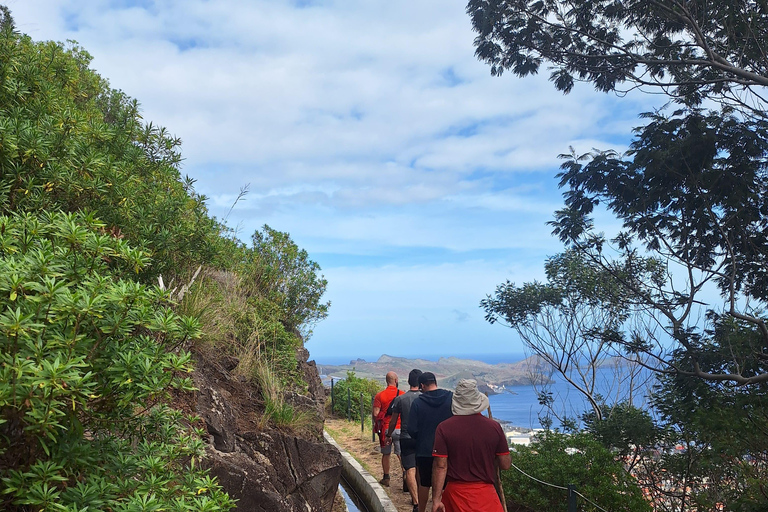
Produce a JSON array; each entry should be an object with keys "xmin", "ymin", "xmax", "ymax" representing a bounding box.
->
[{"xmin": 374, "ymin": 385, "xmax": 402, "ymax": 430}]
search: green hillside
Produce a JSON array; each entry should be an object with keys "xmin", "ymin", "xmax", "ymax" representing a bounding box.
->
[{"xmin": 0, "ymin": 9, "xmax": 328, "ymax": 511}]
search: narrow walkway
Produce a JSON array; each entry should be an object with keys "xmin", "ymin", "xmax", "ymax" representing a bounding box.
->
[{"xmin": 325, "ymin": 417, "xmax": 420, "ymax": 512}]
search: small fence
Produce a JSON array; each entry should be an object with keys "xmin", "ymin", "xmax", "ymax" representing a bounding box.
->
[
  {"xmin": 507, "ymin": 461, "xmax": 613, "ymax": 512},
  {"xmin": 330, "ymin": 379, "xmax": 376, "ymax": 440}
]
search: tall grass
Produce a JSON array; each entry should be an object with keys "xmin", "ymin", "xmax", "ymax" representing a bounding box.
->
[
  {"xmin": 176, "ymin": 271, "xmax": 312, "ymax": 431},
  {"xmin": 253, "ymin": 360, "xmax": 313, "ymax": 430}
]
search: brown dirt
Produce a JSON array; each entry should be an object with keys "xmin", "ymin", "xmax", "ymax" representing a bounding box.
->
[{"xmin": 325, "ymin": 417, "xmax": 420, "ymax": 512}]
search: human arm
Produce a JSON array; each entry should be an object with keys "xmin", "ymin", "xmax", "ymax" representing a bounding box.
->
[
  {"xmin": 386, "ymin": 411, "xmax": 400, "ymax": 438},
  {"xmin": 372, "ymin": 393, "xmax": 382, "ymax": 423},
  {"xmin": 431, "ymin": 456, "xmax": 448, "ymax": 512},
  {"xmin": 494, "ymin": 423, "xmax": 511, "ymax": 470},
  {"xmin": 407, "ymin": 400, "xmax": 419, "ymax": 439}
]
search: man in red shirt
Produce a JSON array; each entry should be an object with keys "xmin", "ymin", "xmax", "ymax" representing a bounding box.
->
[
  {"xmin": 431, "ymin": 379, "xmax": 510, "ymax": 512},
  {"xmin": 373, "ymin": 371, "xmax": 402, "ymax": 486}
]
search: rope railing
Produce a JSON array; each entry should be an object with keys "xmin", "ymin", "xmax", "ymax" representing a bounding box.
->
[
  {"xmin": 507, "ymin": 461, "xmax": 613, "ymax": 512},
  {"xmin": 573, "ymin": 489, "xmax": 611, "ymax": 512},
  {"xmin": 509, "ymin": 462, "xmax": 569, "ymax": 491}
]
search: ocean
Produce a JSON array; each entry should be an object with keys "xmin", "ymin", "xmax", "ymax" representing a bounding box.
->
[
  {"xmin": 489, "ymin": 367, "xmax": 653, "ymax": 429},
  {"xmin": 488, "ymin": 381, "xmax": 594, "ymax": 430}
]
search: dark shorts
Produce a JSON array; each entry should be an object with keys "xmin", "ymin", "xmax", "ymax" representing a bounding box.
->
[
  {"xmin": 416, "ymin": 456, "xmax": 433, "ymax": 487},
  {"xmin": 400, "ymin": 438, "xmax": 417, "ymax": 469}
]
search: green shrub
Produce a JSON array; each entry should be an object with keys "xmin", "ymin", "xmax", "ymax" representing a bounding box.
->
[
  {"xmin": 502, "ymin": 431, "xmax": 650, "ymax": 512},
  {"xmin": 0, "ymin": 211, "xmax": 234, "ymax": 511},
  {"xmin": 0, "ymin": 19, "xmax": 231, "ymax": 282},
  {"xmin": 331, "ymin": 371, "xmax": 381, "ymax": 422},
  {"xmin": 248, "ymin": 225, "xmax": 330, "ymax": 339}
]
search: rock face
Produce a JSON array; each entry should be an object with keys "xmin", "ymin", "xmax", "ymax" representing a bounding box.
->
[{"xmin": 192, "ymin": 349, "xmax": 342, "ymax": 512}]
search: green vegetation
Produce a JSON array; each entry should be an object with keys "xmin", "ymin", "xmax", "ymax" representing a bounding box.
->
[
  {"xmin": 254, "ymin": 360, "xmax": 313, "ymax": 431},
  {"xmin": 503, "ymin": 431, "xmax": 650, "ymax": 512},
  {"xmin": 0, "ymin": 8, "xmax": 329, "ymax": 511},
  {"xmin": 330, "ymin": 371, "xmax": 380, "ymax": 422},
  {"xmin": 472, "ymin": 0, "xmax": 768, "ymax": 509},
  {"xmin": 0, "ymin": 212, "xmax": 235, "ymax": 511}
]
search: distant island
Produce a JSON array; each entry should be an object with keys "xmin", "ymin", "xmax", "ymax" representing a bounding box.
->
[{"xmin": 317, "ymin": 354, "xmax": 551, "ymax": 394}]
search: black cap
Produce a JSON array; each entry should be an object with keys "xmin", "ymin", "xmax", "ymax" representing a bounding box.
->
[
  {"xmin": 408, "ymin": 369, "xmax": 423, "ymax": 387},
  {"xmin": 418, "ymin": 372, "xmax": 437, "ymax": 386}
]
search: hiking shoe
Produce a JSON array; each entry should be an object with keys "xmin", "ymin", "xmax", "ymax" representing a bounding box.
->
[
  {"xmin": 412, "ymin": 505, "xmax": 418, "ymax": 512},
  {"xmin": 379, "ymin": 477, "xmax": 390, "ymax": 487}
]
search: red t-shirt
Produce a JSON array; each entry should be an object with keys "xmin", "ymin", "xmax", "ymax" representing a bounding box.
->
[
  {"xmin": 433, "ymin": 414, "xmax": 509, "ymax": 484},
  {"xmin": 373, "ymin": 385, "xmax": 402, "ymax": 430}
]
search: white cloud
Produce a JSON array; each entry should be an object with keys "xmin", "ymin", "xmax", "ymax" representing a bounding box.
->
[{"xmin": 8, "ymin": 0, "xmax": 661, "ymax": 358}]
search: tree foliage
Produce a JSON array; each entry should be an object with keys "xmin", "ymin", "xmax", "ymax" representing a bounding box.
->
[
  {"xmin": 482, "ymin": 250, "xmax": 653, "ymax": 422},
  {"xmin": 467, "ymin": 0, "xmax": 768, "ymax": 111},
  {"xmin": 470, "ymin": 0, "xmax": 768, "ymax": 385},
  {"xmin": 645, "ymin": 318, "xmax": 768, "ymax": 511},
  {"xmin": 502, "ymin": 431, "xmax": 651, "ymax": 512},
  {"xmin": 249, "ymin": 225, "xmax": 330, "ymax": 339},
  {"xmin": 0, "ymin": 19, "xmax": 229, "ymax": 282},
  {"xmin": 471, "ymin": 2, "xmax": 768, "ymax": 509}
]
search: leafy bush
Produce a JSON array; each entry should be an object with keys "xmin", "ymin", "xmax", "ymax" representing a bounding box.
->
[
  {"xmin": 0, "ymin": 19, "xmax": 231, "ymax": 282},
  {"xmin": 582, "ymin": 402, "xmax": 660, "ymax": 464},
  {"xmin": 0, "ymin": 13, "xmax": 331, "ymax": 510},
  {"xmin": 501, "ymin": 431, "xmax": 650, "ymax": 512},
  {"xmin": 0, "ymin": 211, "xmax": 234, "ymax": 511},
  {"xmin": 331, "ymin": 371, "xmax": 381, "ymax": 422},
  {"xmin": 249, "ymin": 225, "xmax": 330, "ymax": 339}
]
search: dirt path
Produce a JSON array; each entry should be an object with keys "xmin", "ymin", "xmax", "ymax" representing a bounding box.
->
[{"xmin": 325, "ymin": 417, "xmax": 421, "ymax": 512}]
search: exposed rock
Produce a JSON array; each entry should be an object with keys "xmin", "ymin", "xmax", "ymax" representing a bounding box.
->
[
  {"xmin": 198, "ymin": 385, "xmax": 237, "ymax": 452},
  {"xmin": 192, "ymin": 347, "xmax": 341, "ymax": 511},
  {"xmin": 204, "ymin": 433, "xmax": 342, "ymax": 512},
  {"xmin": 298, "ymin": 347, "xmax": 325, "ymax": 405}
]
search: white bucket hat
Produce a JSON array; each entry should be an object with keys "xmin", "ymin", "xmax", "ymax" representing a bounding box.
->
[{"xmin": 451, "ymin": 379, "xmax": 489, "ymax": 416}]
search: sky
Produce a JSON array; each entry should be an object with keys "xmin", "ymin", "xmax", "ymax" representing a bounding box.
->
[{"xmin": 10, "ymin": 0, "xmax": 659, "ymax": 364}]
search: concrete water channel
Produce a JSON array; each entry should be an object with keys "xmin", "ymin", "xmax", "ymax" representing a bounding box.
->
[
  {"xmin": 324, "ymin": 431, "xmax": 399, "ymax": 512},
  {"xmin": 339, "ymin": 475, "xmax": 366, "ymax": 512}
]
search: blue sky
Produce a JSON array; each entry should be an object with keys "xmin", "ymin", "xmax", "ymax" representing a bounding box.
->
[{"xmin": 11, "ymin": 0, "xmax": 658, "ymax": 363}]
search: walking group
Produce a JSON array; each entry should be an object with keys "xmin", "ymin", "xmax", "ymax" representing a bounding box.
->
[{"xmin": 373, "ymin": 370, "xmax": 510, "ymax": 512}]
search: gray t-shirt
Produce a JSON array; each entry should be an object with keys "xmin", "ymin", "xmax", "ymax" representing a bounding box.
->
[{"xmin": 391, "ymin": 390, "xmax": 421, "ymax": 439}]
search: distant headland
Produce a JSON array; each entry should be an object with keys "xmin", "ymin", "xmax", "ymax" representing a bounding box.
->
[{"xmin": 317, "ymin": 354, "xmax": 551, "ymax": 394}]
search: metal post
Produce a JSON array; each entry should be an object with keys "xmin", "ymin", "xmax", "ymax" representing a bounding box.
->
[
  {"xmin": 331, "ymin": 379, "xmax": 335, "ymax": 414},
  {"xmin": 360, "ymin": 393, "xmax": 364, "ymax": 432},
  {"xmin": 347, "ymin": 388, "xmax": 351, "ymax": 421},
  {"xmin": 568, "ymin": 484, "xmax": 577, "ymax": 512},
  {"xmin": 371, "ymin": 396, "xmax": 375, "ymax": 442}
]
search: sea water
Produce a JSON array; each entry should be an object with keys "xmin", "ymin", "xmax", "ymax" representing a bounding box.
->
[{"xmin": 489, "ymin": 368, "xmax": 653, "ymax": 430}]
